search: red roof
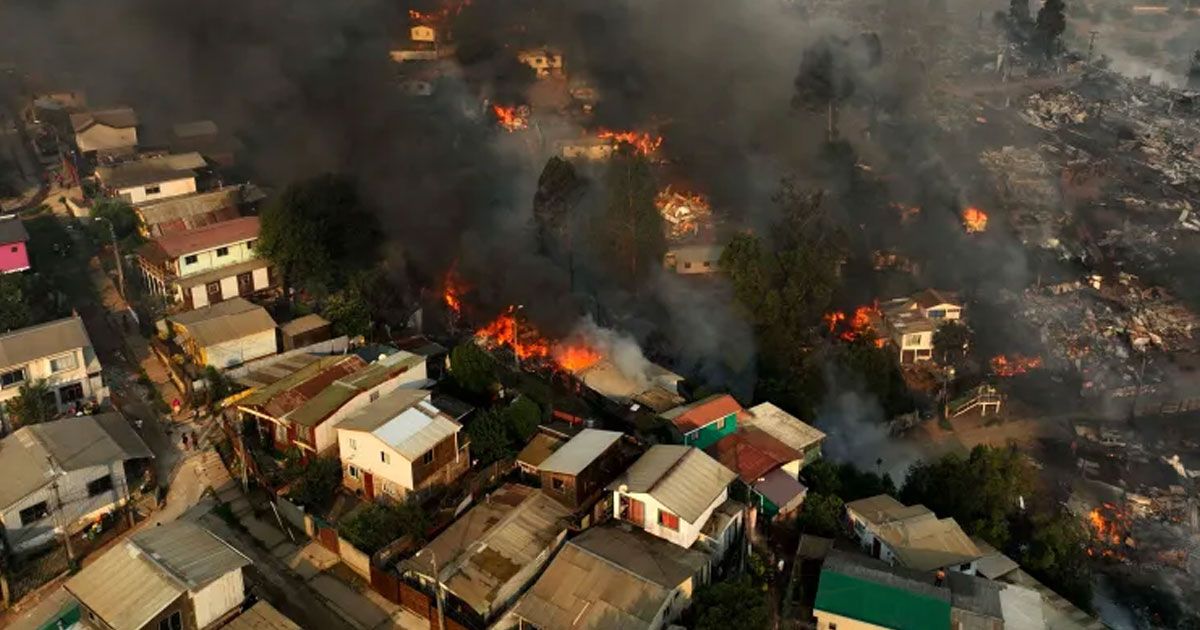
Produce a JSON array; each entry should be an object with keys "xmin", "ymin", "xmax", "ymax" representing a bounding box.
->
[
  {"xmin": 707, "ymin": 428, "xmax": 801, "ymax": 483},
  {"xmin": 666, "ymin": 394, "xmax": 744, "ymax": 433},
  {"xmin": 151, "ymin": 216, "xmax": 260, "ymax": 259},
  {"xmin": 262, "ymin": 356, "xmax": 367, "ymax": 418}
]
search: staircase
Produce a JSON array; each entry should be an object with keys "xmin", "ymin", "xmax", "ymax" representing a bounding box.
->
[{"xmin": 947, "ymin": 384, "xmax": 1003, "ymax": 418}]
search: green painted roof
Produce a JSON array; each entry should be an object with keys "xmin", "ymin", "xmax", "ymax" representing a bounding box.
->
[{"xmin": 814, "ymin": 569, "xmax": 951, "ymax": 630}]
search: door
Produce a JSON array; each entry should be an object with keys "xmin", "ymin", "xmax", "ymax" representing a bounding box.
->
[
  {"xmin": 206, "ymin": 281, "xmax": 223, "ymax": 304},
  {"xmin": 872, "ymin": 538, "xmax": 882, "ymax": 559},
  {"xmin": 621, "ymin": 496, "xmax": 645, "ymax": 527},
  {"xmin": 237, "ymin": 272, "xmax": 253, "ymax": 296},
  {"xmin": 364, "ymin": 471, "xmax": 375, "ymax": 500}
]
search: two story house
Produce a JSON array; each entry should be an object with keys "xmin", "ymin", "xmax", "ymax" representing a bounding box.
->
[
  {"xmin": 337, "ymin": 388, "xmax": 469, "ymax": 501},
  {"xmin": 137, "ymin": 216, "xmax": 273, "ymax": 310},
  {"xmin": 845, "ymin": 494, "xmax": 983, "ymax": 575},
  {"xmin": 0, "ymin": 413, "xmax": 152, "ymax": 552},
  {"xmin": 0, "ymin": 215, "xmax": 30, "ymax": 274},
  {"xmin": 660, "ymin": 394, "xmax": 744, "ymax": 450},
  {"xmin": 67, "ymin": 519, "xmax": 251, "ymax": 630},
  {"xmin": 537, "ymin": 428, "xmax": 632, "ymax": 519},
  {"xmin": 0, "ymin": 316, "xmax": 107, "ymax": 427},
  {"xmin": 878, "ymin": 289, "xmax": 965, "ymax": 364},
  {"xmin": 237, "ymin": 351, "xmax": 429, "ymax": 456},
  {"xmin": 95, "ymin": 152, "xmax": 207, "ymax": 204}
]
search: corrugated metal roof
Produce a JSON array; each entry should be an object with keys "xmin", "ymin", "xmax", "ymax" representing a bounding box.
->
[
  {"xmin": 744, "ymin": 402, "xmax": 826, "ymax": 451},
  {"xmin": 0, "ymin": 414, "xmax": 153, "ymax": 510},
  {"xmin": 403, "ymin": 485, "xmax": 571, "ymax": 616},
  {"xmin": 170, "ymin": 298, "xmax": 276, "ymax": 348},
  {"xmin": 513, "ymin": 525, "xmax": 707, "ymax": 630},
  {"xmin": 339, "ymin": 389, "xmax": 460, "ymax": 461},
  {"xmin": 234, "ymin": 353, "xmax": 323, "ymax": 389},
  {"xmin": 608, "ymin": 445, "xmax": 736, "ymax": 523},
  {"xmin": 239, "ymin": 355, "xmax": 362, "ymax": 409},
  {"xmin": 66, "ymin": 520, "xmax": 249, "ymax": 630},
  {"xmin": 70, "ymin": 107, "xmax": 138, "ymax": 131},
  {"xmin": 149, "ymin": 216, "xmax": 259, "ymax": 258},
  {"xmin": 0, "ymin": 316, "xmax": 93, "ymax": 370},
  {"xmin": 516, "ymin": 432, "xmax": 564, "ymax": 469},
  {"xmin": 136, "ymin": 187, "xmax": 242, "ymax": 229},
  {"xmin": 95, "ymin": 152, "xmax": 205, "ymax": 189},
  {"xmin": 707, "ymin": 428, "xmax": 800, "ymax": 483},
  {"xmin": 538, "ymin": 429, "xmax": 622, "ymax": 476},
  {"xmin": 846, "ymin": 495, "xmax": 980, "ymax": 572},
  {"xmin": 279, "ymin": 314, "xmax": 330, "ymax": 337},
  {"xmin": 130, "ymin": 520, "xmax": 251, "ymax": 591},
  {"xmin": 660, "ymin": 394, "xmax": 743, "ymax": 433},
  {"xmin": 753, "ymin": 468, "xmax": 807, "ymax": 513},
  {"xmin": 222, "ymin": 601, "xmax": 301, "ymax": 630}
]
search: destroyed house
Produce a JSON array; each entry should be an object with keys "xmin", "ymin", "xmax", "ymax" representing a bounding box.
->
[
  {"xmin": 845, "ymin": 494, "xmax": 982, "ymax": 574},
  {"xmin": 660, "ymin": 393, "xmax": 744, "ymax": 450},
  {"xmin": 336, "ymin": 388, "xmax": 469, "ymax": 501},
  {"xmin": 572, "ymin": 358, "xmax": 685, "ymax": 414},
  {"xmin": 536, "ymin": 428, "xmax": 631, "ymax": 512},
  {"xmin": 66, "ymin": 520, "xmax": 251, "ymax": 630},
  {"xmin": 237, "ymin": 351, "xmax": 429, "ymax": 456},
  {"xmin": 95, "ymin": 152, "xmax": 206, "ymax": 204},
  {"xmin": 137, "ymin": 216, "xmax": 274, "ymax": 310},
  {"xmin": 400, "ymin": 484, "xmax": 571, "ymax": 626}
]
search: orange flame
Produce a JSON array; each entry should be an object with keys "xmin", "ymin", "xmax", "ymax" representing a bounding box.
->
[
  {"xmin": 597, "ymin": 129, "xmax": 663, "ymax": 156},
  {"xmin": 475, "ymin": 307, "xmax": 603, "ymax": 372},
  {"xmin": 962, "ymin": 207, "xmax": 988, "ymax": 233},
  {"xmin": 824, "ymin": 304, "xmax": 885, "ymax": 346},
  {"xmin": 492, "ymin": 104, "xmax": 528, "ymax": 132},
  {"xmin": 553, "ymin": 344, "xmax": 603, "ymax": 372},
  {"xmin": 655, "ymin": 186, "xmax": 711, "ymax": 240},
  {"xmin": 990, "ymin": 354, "xmax": 1042, "ymax": 376},
  {"xmin": 442, "ymin": 268, "xmax": 466, "ymax": 316}
]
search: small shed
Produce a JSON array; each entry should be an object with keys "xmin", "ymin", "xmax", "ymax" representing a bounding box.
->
[{"xmin": 279, "ymin": 314, "xmax": 331, "ymax": 351}]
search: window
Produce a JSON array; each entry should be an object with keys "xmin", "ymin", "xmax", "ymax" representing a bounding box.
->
[
  {"xmin": 216, "ymin": 246, "xmax": 229, "ymax": 257},
  {"xmin": 829, "ymin": 624, "xmax": 838, "ymax": 630},
  {"xmin": 247, "ymin": 239, "xmax": 257, "ymax": 250},
  {"xmin": 703, "ymin": 261, "xmax": 712, "ymax": 268},
  {"xmin": 348, "ymin": 465, "xmax": 358, "ymax": 479},
  {"xmin": 905, "ymin": 333, "xmax": 923, "ymax": 346},
  {"xmin": 349, "ymin": 438, "xmax": 357, "ymax": 450},
  {"xmin": 658, "ymin": 510, "xmax": 680, "ymax": 531},
  {"xmin": 1, "ymin": 367, "xmax": 26, "ymax": 389},
  {"xmin": 206, "ymin": 281, "xmax": 222, "ymax": 302},
  {"xmin": 717, "ymin": 414, "xmax": 731, "ymax": 430},
  {"xmin": 9, "ymin": 246, "xmax": 16, "ymax": 253},
  {"xmin": 422, "ymin": 450, "xmax": 435, "ymax": 465},
  {"xmin": 928, "ymin": 309, "xmax": 945, "ymax": 319},
  {"xmin": 381, "ymin": 451, "xmax": 391, "ymax": 464},
  {"xmin": 551, "ymin": 477, "xmax": 565, "ymax": 492},
  {"xmin": 59, "ymin": 383, "xmax": 84, "ymax": 404},
  {"xmin": 18, "ymin": 501, "xmax": 49, "ymax": 526},
  {"xmin": 49, "ymin": 353, "xmax": 77, "ymax": 373},
  {"xmin": 158, "ymin": 611, "xmax": 182, "ymax": 630},
  {"xmin": 87, "ymin": 475, "xmax": 113, "ymax": 497},
  {"xmin": 144, "ymin": 185, "xmax": 161, "ymax": 196},
  {"xmin": 960, "ymin": 562, "xmax": 972, "ymax": 571},
  {"xmin": 183, "ymin": 254, "xmax": 198, "ymax": 265},
  {"xmin": 684, "ymin": 262, "xmax": 692, "ymax": 269}
]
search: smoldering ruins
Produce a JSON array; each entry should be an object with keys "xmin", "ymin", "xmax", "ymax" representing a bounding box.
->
[{"xmin": 6, "ymin": 0, "xmax": 1200, "ymax": 625}]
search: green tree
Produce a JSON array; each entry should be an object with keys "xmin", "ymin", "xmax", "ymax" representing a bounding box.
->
[
  {"xmin": 6, "ymin": 380, "xmax": 57, "ymax": 428},
  {"xmin": 835, "ymin": 336, "xmax": 911, "ymax": 416},
  {"xmin": 92, "ymin": 198, "xmax": 144, "ymax": 248},
  {"xmin": 691, "ymin": 578, "xmax": 769, "ymax": 630},
  {"xmin": 287, "ymin": 456, "xmax": 342, "ymax": 513},
  {"xmin": 803, "ymin": 459, "xmax": 897, "ymax": 502},
  {"xmin": 532, "ymin": 157, "xmax": 586, "ymax": 259},
  {"xmin": 203, "ymin": 366, "xmax": 233, "ymax": 411},
  {"xmin": 593, "ymin": 152, "xmax": 664, "ymax": 288},
  {"xmin": 1035, "ymin": 0, "xmax": 1067, "ymax": 57},
  {"xmin": 502, "ymin": 395, "xmax": 542, "ymax": 442},
  {"xmin": 322, "ymin": 284, "xmax": 372, "ymax": 338},
  {"xmin": 1019, "ymin": 511, "xmax": 1093, "ymax": 607},
  {"xmin": 449, "ymin": 342, "xmax": 498, "ymax": 396},
  {"xmin": 257, "ymin": 174, "xmax": 381, "ymax": 299},
  {"xmin": 900, "ymin": 445, "xmax": 1034, "ymax": 548},
  {"xmin": 933, "ymin": 321, "xmax": 972, "ymax": 365},
  {"xmin": 466, "ymin": 409, "xmax": 515, "ymax": 465},
  {"xmin": 339, "ymin": 499, "xmax": 430, "ymax": 554},
  {"xmin": 796, "ymin": 493, "xmax": 845, "ymax": 537},
  {"xmin": 0, "ymin": 274, "xmax": 34, "ymax": 332}
]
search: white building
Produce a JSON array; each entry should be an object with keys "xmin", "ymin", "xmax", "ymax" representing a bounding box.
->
[
  {"xmin": 137, "ymin": 216, "xmax": 273, "ymax": 310},
  {"xmin": 70, "ymin": 107, "xmax": 138, "ymax": 156},
  {"xmin": 66, "ymin": 519, "xmax": 251, "ymax": 630},
  {"xmin": 0, "ymin": 316, "xmax": 108, "ymax": 428},
  {"xmin": 165, "ymin": 298, "xmax": 278, "ymax": 369},
  {"xmin": 878, "ymin": 289, "xmax": 964, "ymax": 364},
  {"xmin": 609, "ymin": 445, "xmax": 737, "ymax": 549},
  {"xmin": 517, "ymin": 48, "xmax": 564, "ymax": 78},
  {"xmin": 337, "ymin": 388, "xmax": 469, "ymax": 501},
  {"xmin": 95, "ymin": 152, "xmax": 207, "ymax": 204},
  {"xmin": 845, "ymin": 494, "xmax": 982, "ymax": 575},
  {"xmin": 0, "ymin": 413, "xmax": 152, "ymax": 552}
]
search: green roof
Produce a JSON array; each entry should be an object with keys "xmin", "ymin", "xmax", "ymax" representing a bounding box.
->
[{"xmin": 814, "ymin": 569, "xmax": 951, "ymax": 630}]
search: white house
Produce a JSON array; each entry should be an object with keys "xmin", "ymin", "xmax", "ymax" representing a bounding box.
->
[
  {"xmin": 336, "ymin": 388, "xmax": 469, "ymax": 501},
  {"xmin": 0, "ymin": 316, "xmax": 108, "ymax": 428},
  {"xmin": 165, "ymin": 298, "xmax": 278, "ymax": 369},
  {"xmin": 609, "ymin": 445, "xmax": 737, "ymax": 550},
  {"xmin": 67, "ymin": 519, "xmax": 251, "ymax": 630},
  {"xmin": 0, "ymin": 414, "xmax": 152, "ymax": 552},
  {"xmin": 95, "ymin": 152, "xmax": 206, "ymax": 204},
  {"xmin": 878, "ymin": 289, "xmax": 965, "ymax": 364},
  {"xmin": 137, "ymin": 216, "xmax": 273, "ymax": 310},
  {"xmin": 69, "ymin": 107, "xmax": 138, "ymax": 156},
  {"xmin": 845, "ymin": 494, "xmax": 982, "ymax": 575}
]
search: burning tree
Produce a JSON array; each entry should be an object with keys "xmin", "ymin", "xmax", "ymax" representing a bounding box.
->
[
  {"xmin": 491, "ymin": 104, "xmax": 528, "ymax": 131},
  {"xmin": 597, "ymin": 129, "xmax": 663, "ymax": 156},
  {"xmin": 824, "ymin": 303, "xmax": 885, "ymax": 347},
  {"xmin": 990, "ymin": 354, "xmax": 1043, "ymax": 376}
]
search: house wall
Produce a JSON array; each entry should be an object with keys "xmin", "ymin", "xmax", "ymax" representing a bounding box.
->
[
  {"xmin": 191, "ymin": 568, "xmax": 245, "ymax": 629},
  {"xmin": 75, "ymin": 125, "xmax": 137, "ymax": 153},
  {"xmin": 0, "ymin": 240, "xmax": 30, "ymax": 273},
  {"xmin": 412, "ymin": 434, "xmax": 468, "ymax": 493},
  {"xmin": 0, "ymin": 345, "xmax": 107, "ymax": 419},
  {"xmin": 138, "ymin": 592, "xmax": 198, "ymax": 630},
  {"xmin": 681, "ymin": 413, "xmax": 737, "ymax": 450},
  {"xmin": 813, "ymin": 610, "xmax": 890, "ymax": 630},
  {"xmin": 175, "ymin": 240, "xmax": 257, "ymax": 279},
  {"xmin": 0, "ymin": 461, "xmax": 130, "ymax": 552},
  {"xmin": 339, "ymin": 429, "xmax": 416, "ymax": 495},
  {"xmin": 118, "ymin": 177, "xmax": 196, "ymax": 205},
  {"xmin": 310, "ymin": 375, "xmax": 417, "ymax": 453},
  {"xmin": 200, "ymin": 329, "xmax": 277, "ymax": 369},
  {"xmin": 613, "ymin": 487, "xmax": 728, "ymax": 549},
  {"xmin": 539, "ymin": 442, "xmax": 624, "ymax": 509}
]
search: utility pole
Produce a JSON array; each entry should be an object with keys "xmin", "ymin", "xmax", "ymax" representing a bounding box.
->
[
  {"xmin": 48, "ymin": 468, "xmax": 75, "ymax": 563},
  {"xmin": 415, "ymin": 549, "xmax": 446, "ymax": 630},
  {"xmin": 1087, "ymin": 30, "xmax": 1099, "ymax": 65}
]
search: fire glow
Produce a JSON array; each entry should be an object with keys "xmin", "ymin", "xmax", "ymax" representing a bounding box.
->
[
  {"xmin": 492, "ymin": 104, "xmax": 528, "ymax": 132},
  {"xmin": 597, "ymin": 129, "xmax": 663, "ymax": 156},
  {"xmin": 655, "ymin": 187, "xmax": 711, "ymax": 241},
  {"xmin": 442, "ymin": 268, "xmax": 466, "ymax": 316},
  {"xmin": 990, "ymin": 354, "xmax": 1043, "ymax": 376},
  {"xmin": 824, "ymin": 304, "xmax": 886, "ymax": 347},
  {"xmin": 962, "ymin": 207, "xmax": 988, "ymax": 233},
  {"xmin": 475, "ymin": 308, "xmax": 603, "ymax": 373}
]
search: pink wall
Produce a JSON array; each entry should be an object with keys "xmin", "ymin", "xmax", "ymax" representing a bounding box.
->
[{"xmin": 0, "ymin": 241, "xmax": 30, "ymax": 273}]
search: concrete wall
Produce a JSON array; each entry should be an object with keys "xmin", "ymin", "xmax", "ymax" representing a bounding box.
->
[
  {"xmin": 0, "ymin": 461, "xmax": 130, "ymax": 552},
  {"xmin": 192, "ymin": 568, "xmax": 245, "ymax": 629},
  {"xmin": 118, "ymin": 177, "xmax": 196, "ymax": 205},
  {"xmin": 339, "ymin": 536, "xmax": 372, "ymax": 578},
  {"xmin": 613, "ymin": 487, "xmax": 728, "ymax": 549},
  {"xmin": 339, "ymin": 429, "xmax": 416, "ymax": 494}
]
